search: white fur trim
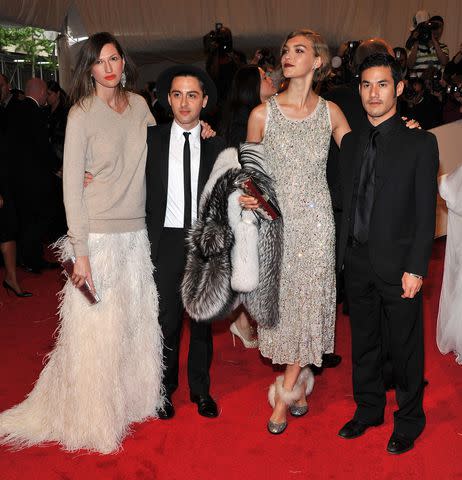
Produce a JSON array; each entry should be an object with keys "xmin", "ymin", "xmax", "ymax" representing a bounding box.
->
[
  {"xmin": 267, "ymin": 368, "xmax": 315, "ymax": 408},
  {"xmin": 268, "ymin": 376, "xmax": 304, "ymax": 408},
  {"xmin": 228, "ymin": 191, "xmax": 259, "ymax": 292},
  {"xmin": 199, "ymin": 147, "xmax": 241, "ymax": 211},
  {"xmin": 297, "ymin": 367, "xmax": 315, "ymax": 396}
]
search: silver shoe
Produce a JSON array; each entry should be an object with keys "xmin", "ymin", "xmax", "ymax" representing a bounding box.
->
[
  {"xmin": 267, "ymin": 420, "xmax": 287, "ymax": 434},
  {"xmin": 289, "ymin": 405, "xmax": 308, "ymax": 417},
  {"xmin": 230, "ymin": 321, "xmax": 258, "ymax": 348}
]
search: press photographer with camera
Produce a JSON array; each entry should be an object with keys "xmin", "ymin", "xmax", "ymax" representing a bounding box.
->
[
  {"xmin": 442, "ymin": 75, "xmax": 462, "ymax": 123},
  {"xmin": 445, "ymin": 42, "xmax": 462, "ymax": 78},
  {"xmin": 204, "ymin": 24, "xmax": 246, "ymax": 112},
  {"xmin": 406, "ymin": 12, "xmax": 449, "ymax": 78},
  {"xmin": 401, "ymin": 77, "xmax": 442, "ymax": 129}
]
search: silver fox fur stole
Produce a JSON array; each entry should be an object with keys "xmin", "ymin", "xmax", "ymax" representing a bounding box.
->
[{"xmin": 181, "ymin": 143, "xmax": 283, "ymax": 328}]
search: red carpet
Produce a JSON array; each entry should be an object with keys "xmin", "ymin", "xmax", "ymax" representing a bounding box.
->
[{"xmin": 0, "ymin": 238, "xmax": 461, "ymax": 480}]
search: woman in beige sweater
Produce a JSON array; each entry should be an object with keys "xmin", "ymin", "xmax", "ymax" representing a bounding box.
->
[{"xmin": 0, "ymin": 32, "xmax": 164, "ymax": 453}]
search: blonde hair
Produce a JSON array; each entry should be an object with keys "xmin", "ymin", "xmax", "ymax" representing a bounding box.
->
[{"xmin": 282, "ymin": 29, "xmax": 331, "ymax": 82}]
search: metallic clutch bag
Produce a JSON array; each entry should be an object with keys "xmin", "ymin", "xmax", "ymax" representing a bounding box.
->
[{"xmin": 61, "ymin": 256, "xmax": 101, "ymax": 305}]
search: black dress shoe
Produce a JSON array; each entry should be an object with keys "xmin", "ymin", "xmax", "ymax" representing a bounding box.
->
[
  {"xmin": 387, "ymin": 433, "xmax": 414, "ymax": 455},
  {"xmin": 190, "ymin": 394, "xmax": 218, "ymax": 418},
  {"xmin": 322, "ymin": 353, "xmax": 342, "ymax": 368},
  {"xmin": 338, "ymin": 418, "xmax": 383, "ymax": 439},
  {"xmin": 158, "ymin": 396, "xmax": 175, "ymax": 420}
]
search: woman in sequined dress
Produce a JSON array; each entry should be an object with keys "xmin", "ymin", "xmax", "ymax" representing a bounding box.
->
[{"xmin": 242, "ymin": 29, "xmax": 350, "ymax": 434}]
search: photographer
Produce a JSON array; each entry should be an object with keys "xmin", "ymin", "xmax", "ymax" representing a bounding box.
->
[
  {"xmin": 442, "ymin": 75, "xmax": 462, "ymax": 123},
  {"xmin": 394, "ymin": 47, "xmax": 409, "ymax": 79},
  {"xmin": 407, "ymin": 14, "xmax": 449, "ymax": 78},
  {"xmin": 445, "ymin": 42, "xmax": 462, "ymax": 78},
  {"xmin": 401, "ymin": 76, "xmax": 442, "ymax": 129},
  {"xmin": 204, "ymin": 24, "xmax": 246, "ymax": 110}
]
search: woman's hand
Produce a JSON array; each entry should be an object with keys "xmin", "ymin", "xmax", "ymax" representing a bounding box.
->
[
  {"xmin": 402, "ymin": 117, "xmax": 421, "ymax": 129},
  {"xmin": 239, "ymin": 194, "xmax": 260, "ymax": 210},
  {"xmin": 72, "ymin": 256, "xmax": 95, "ymax": 293},
  {"xmin": 200, "ymin": 121, "xmax": 216, "ymax": 139},
  {"xmin": 83, "ymin": 171, "xmax": 94, "ymax": 188}
]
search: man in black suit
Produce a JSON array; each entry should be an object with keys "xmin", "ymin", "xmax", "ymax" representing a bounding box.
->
[
  {"xmin": 336, "ymin": 54, "xmax": 438, "ymax": 454},
  {"xmin": 145, "ymin": 66, "xmax": 225, "ymax": 419},
  {"xmin": 323, "ymin": 38, "xmax": 395, "ymax": 373},
  {"xmin": 6, "ymin": 78, "xmax": 57, "ymax": 273}
]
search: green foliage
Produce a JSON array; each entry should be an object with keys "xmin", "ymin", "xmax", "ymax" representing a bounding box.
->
[{"xmin": 0, "ymin": 26, "xmax": 57, "ymax": 71}]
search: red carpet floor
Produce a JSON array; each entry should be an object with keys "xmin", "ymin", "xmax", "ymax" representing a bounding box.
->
[{"xmin": 0, "ymin": 238, "xmax": 461, "ymax": 480}]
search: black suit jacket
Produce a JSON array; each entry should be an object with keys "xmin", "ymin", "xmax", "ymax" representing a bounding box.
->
[
  {"xmin": 145, "ymin": 122, "xmax": 226, "ymax": 261},
  {"xmin": 5, "ymin": 97, "xmax": 55, "ymax": 203},
  {"xmin": 337, "ymin": 117, "xmax": 439, "ymax": 284}
]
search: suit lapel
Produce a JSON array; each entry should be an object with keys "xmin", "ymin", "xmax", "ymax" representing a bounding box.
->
[
  {"xmin": 374, "ymin": 124, "xmax": 404, "ymax": 196},
  {"xmin": 346, "ymin": 132, "xmax": 367, "ymax": 202},
  {"xmin": 197, "ymin": 135, "xmax": 210, "ymax": 208},
  {"xmin": 160, "ymin": 123, "xmax": 172, "ymax": 194}
]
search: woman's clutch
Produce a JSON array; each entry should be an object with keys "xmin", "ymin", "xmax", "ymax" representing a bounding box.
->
[
  {"xmin": 241, "ymin": 178, "xmax": 281, "ymax": 221},
  {"xmin": 61, "ymin": 256, "xmax": 101, "ymax": 305}
]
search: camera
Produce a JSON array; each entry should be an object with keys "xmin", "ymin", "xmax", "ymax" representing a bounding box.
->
[
  {"xmin": 343, "ymin": 40, "xmax": 360, "ymax": 67},
  {"xmin": 203, "ymin": 23, "xmax": 233, "ymax": 55},
  {"xmin": 406, "ymin": 21, "xmax": 440, "ymax": 49},
  {"xmin": 446, "ymin": 84, "xmax": 460, "ymax": 95},
  {"xmin": 431, "ymin": 69, "xmax": 444, "ymax": 92},
  {"xmin": 416, "ymin": 21, "xmax": 439, "ymax": 44}
]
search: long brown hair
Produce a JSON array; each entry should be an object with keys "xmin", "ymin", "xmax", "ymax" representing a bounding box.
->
[
  {"xmin": 282, "ymin": 29, "xmax": 331, "ymax": 82},
  {"xmin": 69, "ymin": 32, "xmax": 137, "ymax": 107}
]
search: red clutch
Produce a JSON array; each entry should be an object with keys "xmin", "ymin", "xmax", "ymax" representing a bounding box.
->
[{"xmin": 241, "ymin": 178, "xmax": 281, "ymax": 221}]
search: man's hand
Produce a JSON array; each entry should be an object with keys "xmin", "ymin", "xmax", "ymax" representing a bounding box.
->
[
  {"xmin": 401, "ymin": 272, "xmax": 423, "ymax": 299},
  {"xmin": 0, "ymin": 194, "xmax": 4, "ymax": 209},
  {"xmin": 200, "ymin": 121, "xmax": 216, "ymax": 139},
  {"xmin": 84, "ymin": 171, "xmax": 94, "ymax": 188},
  {"xmin": 238, "ymin": 194, "xmax": 259, "ymax": 210}
]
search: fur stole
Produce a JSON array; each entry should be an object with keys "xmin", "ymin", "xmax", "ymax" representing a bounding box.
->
[{"xmin": 181, "ymin": 143, "xmax": 283, "ymax": 328}]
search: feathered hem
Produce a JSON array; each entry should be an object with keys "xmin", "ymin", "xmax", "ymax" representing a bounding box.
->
[{"xmin": 0, "ymin": 230, "xmax": 164, "ymax": 453}]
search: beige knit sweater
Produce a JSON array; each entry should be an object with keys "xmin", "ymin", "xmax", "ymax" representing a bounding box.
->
[{"xmin": 63, "ymin": 92, "xmax": 156, "ymax": 257}]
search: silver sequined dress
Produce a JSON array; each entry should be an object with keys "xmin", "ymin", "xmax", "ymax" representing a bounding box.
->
[{"xmin": 258, "ymin": 96, "xmax": 336, "ymax": 367}]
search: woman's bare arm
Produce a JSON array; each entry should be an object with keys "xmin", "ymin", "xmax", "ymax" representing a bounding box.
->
[{"xmin": 328, "ymin": 100, "xmax": 351, "ymax": 148}]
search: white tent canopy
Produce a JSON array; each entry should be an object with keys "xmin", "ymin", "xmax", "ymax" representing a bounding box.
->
[
  {"xmin": 1, "ymin": 0, "xmax": 461, "ymax": 87},
  {"xmin": 1, "ymin": 0, "xmax": 461, "ymax": 59}
]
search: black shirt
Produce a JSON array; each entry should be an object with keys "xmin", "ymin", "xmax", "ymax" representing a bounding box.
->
[{"xmin": 348, "ymin": 113, "xmax": 402, "ymax": 239}]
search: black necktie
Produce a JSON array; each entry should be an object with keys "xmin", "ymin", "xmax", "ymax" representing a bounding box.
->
[
  {"xmin": 183, "ymin": 131, "xmax": 192, "ymax": 229},
  {"xmin": 354, "ymin": 128, "xmax": 379, "ymax": 244}
]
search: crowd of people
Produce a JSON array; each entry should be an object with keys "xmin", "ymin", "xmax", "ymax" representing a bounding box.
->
[{"xmin": 0, "ymin": 9, "xmax": 460, "ymax": 458}]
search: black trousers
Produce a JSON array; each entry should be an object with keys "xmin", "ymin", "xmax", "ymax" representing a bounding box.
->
[
  {"xmin": 154, "ymin": 227, "xmax": 213, "ymax": 397},
  {"xmin": 15, "ymin": 199, "xmax": 54, "ymax": 269},
  {"xmin": 344, "ymin": 242, "xmax": 425, "ymax": 440}
]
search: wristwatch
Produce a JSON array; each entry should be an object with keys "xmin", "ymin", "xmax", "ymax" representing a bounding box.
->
[{"xmin": 409, "ymin": 273, "xmax": 423, "ymax": 280}]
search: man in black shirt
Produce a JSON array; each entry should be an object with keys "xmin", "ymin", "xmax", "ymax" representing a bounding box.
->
[{"xmin": 336, "ymin": 54, "xmax": 438, "ymax": 455}]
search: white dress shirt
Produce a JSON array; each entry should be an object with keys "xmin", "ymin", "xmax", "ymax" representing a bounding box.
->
[{"xmin": 164, "ymin": 120, "xmax": 201, "ymax": 228}]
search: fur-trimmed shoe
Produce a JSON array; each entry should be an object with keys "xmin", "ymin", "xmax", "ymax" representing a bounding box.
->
[
  {"xmin": 267, "ymin": 376, "xmax": 304, "ymax": 434},
  {"xmin": 288, "ymin": 367, "xmax": 315, "ymax": 417}
]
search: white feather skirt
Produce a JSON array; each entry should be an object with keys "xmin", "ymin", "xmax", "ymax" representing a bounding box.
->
[{"xmin": 0, "ymin": 229, "xmax": 164, "ymax": 454}]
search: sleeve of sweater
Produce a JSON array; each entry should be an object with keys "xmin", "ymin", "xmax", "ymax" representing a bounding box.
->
[{"xmin": 63, "ymin": 105, "xmax": 90, "ymax": 257}]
